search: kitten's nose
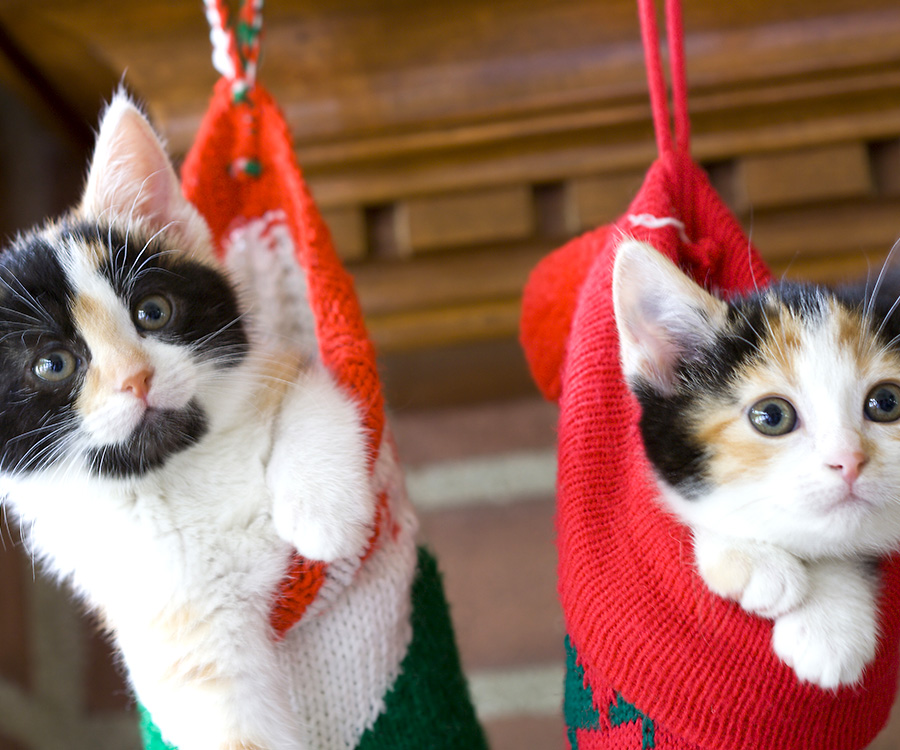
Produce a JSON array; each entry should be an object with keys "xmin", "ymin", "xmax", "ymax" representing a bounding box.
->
[
  {"xmin": 827, "ymin": 451, "xmax": 867, "ymax": 485},
  {"xmin": 121, "ymin": 368, "xmax": 154, "ymax": 402}
]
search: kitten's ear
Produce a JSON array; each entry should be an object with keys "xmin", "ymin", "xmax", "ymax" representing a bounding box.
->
[
  {"xmin": 612, "ymin": 239, "xmax": 727, "ymax": 393},
  {"xmin": 78, "ymin": 93, "xmax": 211, "ymax": 251}
]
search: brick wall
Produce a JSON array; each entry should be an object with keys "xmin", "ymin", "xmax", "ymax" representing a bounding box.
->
[{"xmin": 0, "ymin": 545, "xmax": 140, "ymax": 750}]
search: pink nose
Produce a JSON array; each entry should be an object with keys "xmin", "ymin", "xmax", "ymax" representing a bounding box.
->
[
  {"xmin": 827, "ymin": 451, "xmax": 867, "ymax": 484},
  {"xmin": 121, "ymin": 368, "xmax": 154, "ymax": 402}
]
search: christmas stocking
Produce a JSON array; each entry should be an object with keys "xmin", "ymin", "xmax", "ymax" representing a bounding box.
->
[
  {"xmin": 521, "ymin": 1, "xmax": 900, "ymax": 748},
  {"xmin": 139, "ymin": 3, "xmax": 486, "ymax": 748}
]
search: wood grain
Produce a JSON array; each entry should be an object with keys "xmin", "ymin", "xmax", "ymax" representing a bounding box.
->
[
  {"xmin": 3, "ymin": 0, "xmax": 900, "ymax": 396},
  {"xmin": 732, "ymin": 143, "xmax": 874, "ymax": 211},
  {"xmin": 399, "ymin": 186, "xmax": 535, "ymax": 255}
]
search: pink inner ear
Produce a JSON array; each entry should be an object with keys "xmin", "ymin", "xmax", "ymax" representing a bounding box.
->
[
  {"xmin": 81, "ymin": 98, "xmax": 183, "ymax": 229},
  {"xmin": 128, "ymin": 152, "xmax": 181, "ymax": 228},
  {"xmin": 632, "ymin": 320, "xmax": 683, "ymax": 385}
]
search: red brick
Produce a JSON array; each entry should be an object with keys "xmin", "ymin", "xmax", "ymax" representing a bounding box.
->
[
  {"xmin": 0, "ymin": 545, "xmax": 29, "ymax": 689},
  {"xmin": 392, "ymin": 396, "xmax": 558, "ymax": 466},
  {"xmin": 418, "ymin": 497, "xmax": 563, "ymax": 671},
  {"xmin": 484, "ymin": 715, "xmax": 567, "ymax": 750}
]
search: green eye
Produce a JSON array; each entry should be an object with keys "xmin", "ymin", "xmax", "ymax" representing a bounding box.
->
[
  {"xmin": 865, "ymin": 383, "xmax": 900, "ymax": 423},
  {"xmin": 134, "ymin": 295, "xmax": 173, "ymax": 331},
  {"xmin": 749, "ymin": 397, "xmax": 797, "ymax": 437},
  {"xmin": 33, "ymin": 349, "xmax": 78, "ymax": 383}
]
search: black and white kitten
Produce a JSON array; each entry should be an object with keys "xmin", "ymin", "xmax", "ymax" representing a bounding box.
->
[
  {"xmin": 613, "ymin": 238, "xmax": 900, "ymax": 689},
  {"xmin": 0, "ymin": 94, "xmax": 385, "ymax": 750}
]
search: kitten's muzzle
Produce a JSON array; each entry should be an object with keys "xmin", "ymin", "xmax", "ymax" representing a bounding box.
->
[
  {"xmin": 121, "ymin": 368, "xmax": 154, "ymax": 403},
  {"xmin": 826, "ymin": 450, "xmax": 867, "ymax": 486}
]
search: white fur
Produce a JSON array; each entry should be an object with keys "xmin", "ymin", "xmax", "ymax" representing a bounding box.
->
[
  {"xmin": 268, "ymin": 365, "xmax": 373, "ymax": 562},
  {"xmin": 772, "ymin": 559, "xmax": 879, "ymax": 689},
  {"xmin": 79, "ymin": 93, "xmax": 213, "ymax": 261},
  {"xmin": 3, "ymin": 325, "xmax": 376, "ymax": 750},
  {"xmin": 612, "ymin": 238, "xmax": 728, "ymax": 394},
  {"xmin": 0, "ymin": 92, "xmax": 386, "ymax": 750},
  {"xmin": 613, "ymin": 239, "xmax": 900, "ymax": 689}
]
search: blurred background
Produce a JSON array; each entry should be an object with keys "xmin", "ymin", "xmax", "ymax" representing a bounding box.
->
[{"xmin": 2, "ymin": 0, "xmax": 900, "ymax": 748}]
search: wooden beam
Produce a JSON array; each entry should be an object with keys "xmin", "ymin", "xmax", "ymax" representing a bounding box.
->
[{"xmin": 0, "ymin": 6, "xmax": 121, "ymax": 150}]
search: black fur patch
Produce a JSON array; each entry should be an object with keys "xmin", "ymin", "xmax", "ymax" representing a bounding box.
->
[
  {"xmin": 633, "ymin": 381, "xmax": 709, "ymax": 496},
  {"xmin": 64, "ymin": 221, "xmax": 249, "ymax": 367},
  {"xmin": 633, "ymin": 285, "xmax": 818, "ymax": 497},
  {"xmin": 630, "ymin": 279, "xmax": 900, "ymax": 499},
  {"xmin": 0, "ymin": 232, "xmax": 84, "ymax": 473},
  {"xmin": 87, "ymin": 400, "xmax": 208, "ymax": 478},
  {"xmin": 0, "ymin": 221, "xmax": 248, "ymax": 477},
  {"xmin": 837, "ymin": 270, "xmax": 900, "ymax": 353}
]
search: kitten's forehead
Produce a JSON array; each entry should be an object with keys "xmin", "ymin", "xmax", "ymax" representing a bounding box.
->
[
  {"xmin": 60, "ymin": 227, "xmax": 108, "ymax": 275},
  {"xmin": 55, "ymin": 221, "xmax": 151, "ymax": 285},
  {"xmin": 41, "ymin": 218, "xmax": 216, "ymax": 289},
  {"xmin": 738, "ymin": 292, "xmax": 898, "ymax": 398},
  {"xmin": 0, "ymin": 226, "xmax": 74, "ymax": 326}
]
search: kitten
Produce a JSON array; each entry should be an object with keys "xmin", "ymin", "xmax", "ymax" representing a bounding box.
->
[
  {"xmin": 0, "ymin": 95, "xmax": 376, "ymax": 749},
  {"xmin": 612, "ymin": 238, "xmax": 900, "ymax": 690}
]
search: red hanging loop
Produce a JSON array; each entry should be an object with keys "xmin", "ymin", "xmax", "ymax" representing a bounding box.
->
[
  {"xmin": 637, "ymin": 0, "xmax": 690, "ymax": 157},
  {"xmin": 204, "ymin": 0, "xmax": 264, "ymax": 178},
  {"xmin": 665, "ymin": 0, "xmax": 691, "ymax": 153}
]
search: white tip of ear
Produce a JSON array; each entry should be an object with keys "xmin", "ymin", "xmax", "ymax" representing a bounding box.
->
[
  {"xmin": 613, "ymin": 238, "xmax": 726, "ymax": 392},
  {"xmin": 78, "ymin": 91, "xmax": 212, "ymax": 253}
]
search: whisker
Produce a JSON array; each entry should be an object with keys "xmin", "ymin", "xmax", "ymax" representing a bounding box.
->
[{"xmin": 866, "ymin": 235, "xmax": 900, "ymax": 321}]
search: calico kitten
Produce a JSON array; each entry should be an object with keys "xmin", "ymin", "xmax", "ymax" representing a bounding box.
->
[
  {"xmin": 0, "ymin": 95, "xmax": 375, "ymax": 749},
  {"xmin": 613, "ymin": 238, "xmax": 900, "ymax": 690}
]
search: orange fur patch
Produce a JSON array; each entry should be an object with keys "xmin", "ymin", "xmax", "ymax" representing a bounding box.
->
[
  {"xmin": 252, "ymin": 349, "xmax": 309, "ymax": 416},
  {"xmin": 162, "ymin": 657, "xmax": 223, "ymax": 688},
  {"xmin": 72, "ymin": 292, "xmax": 151, "ymax": 413},
  {"xmin": 220, "ymin": 741, "xmax": 265, "ymax": 750},
  {"xmin": 697, "ymin": 401, "xmax": 781, "ymax": 486},
  {"xmin": 833, "ymin": 300, "xmax": 876, "ymax": 363},
  {"xmin": 750, "ymin": 298, "xmax": 802, "ymax": 387},
  {"xmin": 697, "ymin": 547, "xmax": 753, "ymax": 600},
  {"xmin": 696, "ymin": 299, "xmax": 801, "ymax": 485},
  {"xmin": 150, "ymin": 605, "xmax": 210, "ymax": 642}
]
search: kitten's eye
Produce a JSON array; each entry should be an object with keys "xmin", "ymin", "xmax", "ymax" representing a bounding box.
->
[
  {"xmin": 32, "ymin": 349, "xmax": 78, "ymax": 383},
  {"xmin": 865, "ymin": 383, "xmax": 900, "ymax": 423},
  {"xmin": 134, "ymin": 295, "xmax": 173, "ymax": 332},
  {"xmin": 748, "ymin": 397, "xmax": 797, "ymax": 436}
]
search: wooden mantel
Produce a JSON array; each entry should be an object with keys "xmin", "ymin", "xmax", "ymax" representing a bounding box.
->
[{"xmin": 2, "ymin": 0, "xmax": 900, "ymax": 405}]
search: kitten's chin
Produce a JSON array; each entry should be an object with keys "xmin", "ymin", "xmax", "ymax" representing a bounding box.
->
[
  {"xmin": 824, "ymin": 488, "xmax": 872, "ymax": 513},
  {"xmin": 86, "ymin": 400, "xmax": 208, "ymax": 479}
]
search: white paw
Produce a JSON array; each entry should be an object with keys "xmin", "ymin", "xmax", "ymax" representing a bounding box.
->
[
  {"xmin": 274, "ymin": 493, "xmax": 373, "ymax": 563},
  {"xmin": 694, "ymin": 535, "xmax": 808, "ymax": 618},
  {"xmin": 738, "ymin": 549, "xmax": 808, "ymax": 618},
  {"xmin": 772, "ymin": 603, "xmax": 877, "ymax": 689},
  {"xmin": 265, "ymin": 363, "xmax": 376, "ymax": 563}
]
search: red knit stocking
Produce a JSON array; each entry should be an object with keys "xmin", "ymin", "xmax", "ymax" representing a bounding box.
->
[{"xmin": 521, "ymin": 1, "xmax": 900, "ymax": 748}]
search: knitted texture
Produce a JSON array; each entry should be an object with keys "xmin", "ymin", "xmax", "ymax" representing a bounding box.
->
[
  {"xmin": 525, "ymin": 145, "xmax": 900, "ymax": 750},
  {"xmin": 356, "ymin": 547, "xmax": 488, "ymax": 750},
  {"xmin": 521, "ymin": 0, "xmax": 900, "ymax": 750},
  {"xmin": 522, "ymin": 1, "xmax": 900, "ymax": 745},
  {"xmin": 136, "ymin": 7, "xmax": 483, "ymax": 745},
  {"xmin": 180, "ymin": 77, "xmax": 386, "ymax": 632},
  {"xmin": 521, "ymin": 143, "xmax": 900, "ymax": 750},
  {"xmin": 519, "ymin": 228, "xmax": 608, "ymax": 402},
  {"xmin": 140, "ymin": 547, "xmax": 486, "ymax": 750}
]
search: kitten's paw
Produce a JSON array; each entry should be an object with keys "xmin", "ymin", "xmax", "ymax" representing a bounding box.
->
[
  {"xmin": 772, "ymin": 602, "xmax": 877, "ymax": 689},
  {"xmin": 738, "ymin": 549, "xmax": 808, "ymax": 618},
  {"xmin": 276, "ymin": 493, "xmax": 374, "ymax": 563},
  {"xmin": 694, "ymin": 535, "xmax": 808, "ymax": 618},
  {"xmin": 266, "ymin": 364, "xmax": 376, "ymax": 563}
]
